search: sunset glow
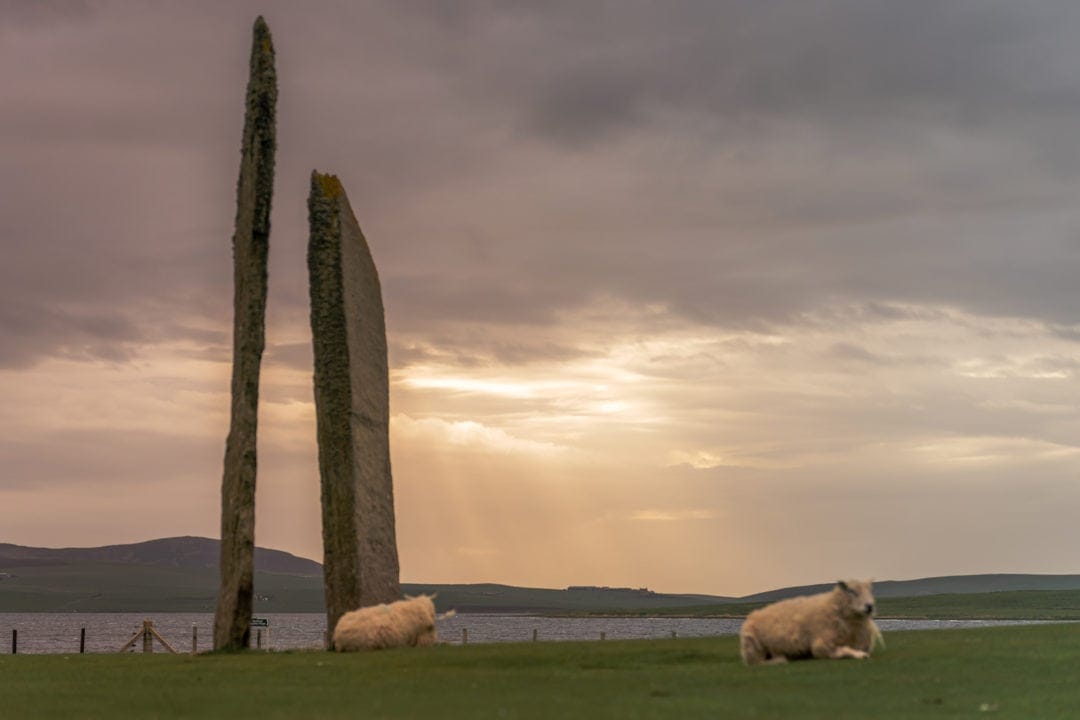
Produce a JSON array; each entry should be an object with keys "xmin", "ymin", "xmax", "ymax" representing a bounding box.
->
[{"xmin": 2, "ymin": 2, "xmax": 1079, "ymax": 597}]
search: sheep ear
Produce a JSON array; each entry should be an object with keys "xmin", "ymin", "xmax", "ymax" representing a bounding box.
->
[{"xmin": 837, "ymin": 580, "xmax": 850, "ymax": 592}]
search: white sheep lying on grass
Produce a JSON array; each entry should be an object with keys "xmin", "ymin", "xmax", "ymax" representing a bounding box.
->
[
  {"xmin": 333, "ymin": 595, "xmax": 454, "ymax": 652},
  {"xmin": 739, "ymin": 579, "xmax": 883, "ymax": 666}
]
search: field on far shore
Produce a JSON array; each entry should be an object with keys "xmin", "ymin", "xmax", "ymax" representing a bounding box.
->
[
  {"xmin": 563, "ymin": 588, "xmax": 1080, "ymax": 620},
  {"xmin": 3, "ymin": 623, "xmax": 1080, "ymax": 719},
  {"xmin": 880, "ymin": 590, "xmax": 1080, "ymax": 620}
]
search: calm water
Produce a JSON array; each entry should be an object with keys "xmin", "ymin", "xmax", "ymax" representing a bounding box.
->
[{"xmin": 0, "ymin": 613, "xmax": 1061, "ymax": 654}]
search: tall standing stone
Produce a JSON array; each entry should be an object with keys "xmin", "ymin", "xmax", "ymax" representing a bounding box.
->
[
  {"xmin": 214, "ymin": 16, "xmax": 277, "ymax": 652},
  {"xmin": 307, "ymin": 172, "xmax": 401, "ymax": 642}
]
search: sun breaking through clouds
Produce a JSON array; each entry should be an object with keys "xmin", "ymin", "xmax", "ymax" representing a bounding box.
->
[{"xmin": 1, "ymin": 1, "xmax": 1079, "ymax": 595}]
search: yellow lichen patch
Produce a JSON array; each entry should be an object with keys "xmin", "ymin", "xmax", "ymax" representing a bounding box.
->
[
  {"xmin": 254, "ymin": 17, "xmax": 273, "ymax": 56},
  {"xmin": 315, "ymin": 172, "xmax": 344, "ymax": 199}
]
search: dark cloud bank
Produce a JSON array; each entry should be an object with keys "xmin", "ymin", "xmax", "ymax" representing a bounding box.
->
[{"xmin": 2, "ymin": 1, "xmax": 1078, "ymax": 369}]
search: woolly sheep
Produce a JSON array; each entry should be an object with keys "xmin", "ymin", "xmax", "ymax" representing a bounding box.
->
[
  {"xmin": 333, "ymin": 595, "xmax": 450, "ymax": 652},
  {"xmin": 739, "ymin": 579, "xmax": 883, "ymax": 666}
]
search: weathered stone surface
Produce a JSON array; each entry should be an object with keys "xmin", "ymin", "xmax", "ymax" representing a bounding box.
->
[
  {"xmin": 214, "ymin": 16, "xmax": 276, "ymax": 652},
  {"xmin": 307, "ymin": 172, "xmax": 401, "ymax": 641}
]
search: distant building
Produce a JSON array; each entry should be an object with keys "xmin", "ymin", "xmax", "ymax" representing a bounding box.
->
[{"xmin": 566, "ymin": 585, "xmax": 656, "ymax": 597}]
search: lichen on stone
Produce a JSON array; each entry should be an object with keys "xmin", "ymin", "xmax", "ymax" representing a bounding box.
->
[
  {"xmin": 215, "ymin": 15, "xmax": 277, "ymax": 653},
  {"xmin": 313, "ymin": 171, "xmax": 345, "ymax": 200}
]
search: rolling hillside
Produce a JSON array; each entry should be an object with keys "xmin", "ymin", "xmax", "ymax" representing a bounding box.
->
[
  {"xmin": 0, "ymin": 537, "xmax": 322, "ymax": 612},
  {"xmin": 0, "ymin": 536, "xmax": 320, "ymax": 575},
  {"xmin": 3, "ymin": 537, "xmax": 1080, "ymax": 614},
  {"xmin": 740, "ymin": 574, "xmax": 1080, "ymax": 603}
]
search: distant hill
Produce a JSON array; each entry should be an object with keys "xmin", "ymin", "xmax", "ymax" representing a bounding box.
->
[
  {"xmin": 3, "ymin": 537, "xmax": 1080, "ymax": 613},
  {"xmin": 0, "ymin": 538, "xmax": 727, "ymax": 613},
  {"xmin": 0, "ymin": 537, "xmax": 324, "ymax": 613},
  {"xmin": 0, "ymin": 536, "xmax": 321, "ymax": 576},
  {"xmin": 399, "ymin": 583, "xmax": 729, "ymax": 613},
  {"xmin": 739, "ymin": 574, "xmax": 1080, "ymax": 603}
]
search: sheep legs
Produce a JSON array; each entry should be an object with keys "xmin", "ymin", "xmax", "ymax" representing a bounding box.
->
[
  {"xmin": 812, "ymin": 639, "xmax": 869, "ymax": 660},
  {"xmin": 740, "ymin": 634, "xmax": 793, "ymax": 666},
  {"xmin": 743, "ymin": 636, "xmax": 870, "ymax": 666}
]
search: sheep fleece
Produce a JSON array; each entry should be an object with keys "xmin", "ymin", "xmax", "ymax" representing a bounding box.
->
[
  {"xmin": 739, "ymin": 580, "xmax": 878, "ymax": 665},
  {"xmin": 333, "ymin": 595, "xmax": 438, "ymax": 651}
]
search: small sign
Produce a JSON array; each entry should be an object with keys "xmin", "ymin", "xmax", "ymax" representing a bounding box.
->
[{"xmin": 251, "ymin": 618, "xmax": 269, "ymax": 627}]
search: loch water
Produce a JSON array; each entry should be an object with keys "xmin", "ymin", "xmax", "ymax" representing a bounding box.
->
[{"xmin": 0, "ymin": 613, "xmax": 1062, "ymax": 654}]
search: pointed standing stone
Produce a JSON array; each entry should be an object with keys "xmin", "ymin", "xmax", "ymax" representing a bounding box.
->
[
  {"xmin": 307, "ymin": 172, "xmax": 401, "ymax": 641},
  {"xmin": 214, "ymin": 16, "xmax": 277, "ymax": 652}
]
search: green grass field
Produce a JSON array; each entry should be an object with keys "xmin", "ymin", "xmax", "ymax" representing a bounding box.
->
[
  {"xmin": 2, "ymin": 623, "xmax": 1079, "ymax": 719},
  {"xmin": 880, "ymin": 590, "xmax": 1080, "ymax": 620},
  {"xmin": 572, "ymin": 588, "xmax": 1080, "ymax": 620}
]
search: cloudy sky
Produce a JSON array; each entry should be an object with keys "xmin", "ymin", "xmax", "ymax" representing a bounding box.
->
[{"xmin": 2, "ymin": 1, "xmax": 1079, "ymax": 596}]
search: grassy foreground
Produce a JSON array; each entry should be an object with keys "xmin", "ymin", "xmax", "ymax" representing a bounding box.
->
[{"xmin": 2, "ymin": 623, "xmax": 1080, "ymax": 719}]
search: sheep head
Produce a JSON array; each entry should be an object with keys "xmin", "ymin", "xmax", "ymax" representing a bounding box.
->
[
  {"xmin": 836, "ymin": 579, "xmax": 876, "ymax": 618},
  {"xmin": 403, "ymin": 595, "xmax": 438, "ymax": 645}
]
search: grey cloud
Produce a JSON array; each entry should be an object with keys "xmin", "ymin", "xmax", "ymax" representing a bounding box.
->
[
  {"xmin": 265, "ymin": 342, "xmax": 312, "ymax": 372},
  {"xmin": 10, "ymin": 1, "xmax": 1080, "ymax": 594},
  {"xmin": 386, "ymin": 274, "xmax": 584, "ymax": 331},
  {"xmin": 4, "ymin": 0, "xmax": 1080, "ymax": 371},
  {"xmin": 824, "ymin": 342, "xmax": 946, "ymax": 370},
  {"xmin": 0, "ymin": 428, "xmax": 220, "ymax": 491},
  {"xmin": 389, "ymin": 337, "xmax": 590, "ymax": 370},
  {"xmin": 0, "ymin": 302, "xmax": 143, "ymax": 368},
  {"xmin": 480, "ymin": 340, "xmax": 590, "ymax": 366},
  {"xmin": 0, "ymin": 7, "xmax": 241, "ymax": 367},
  {"xmin": 414, "ymin": 1, "xmax": 1080, "ymax": 147},
  {"xmin": 1037, "ymin": 356, "xmax": 1080, "ymax": 375},
  {"xmin": 369, "ymin": 1, "xmax": 1080, "ymax": 327},
  {"xmin": 827, "ymin": 342, "xmax": 888, "ymax": 365},
  {"xmin": 0, "ymin": 0, "xmax": 94, "ymax": 29},
  {"xmin": 528, "ymin": 71, "xmax": 647, "ymax": 147},
  {"xmin": 1051, "ymin": 325, "xmax": 1080, "ymax": 343}
]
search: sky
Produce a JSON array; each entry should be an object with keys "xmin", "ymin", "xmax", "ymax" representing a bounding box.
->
[{"xmin": 1, "ymin": 1, "xmax": 1079, "ymax": 597}]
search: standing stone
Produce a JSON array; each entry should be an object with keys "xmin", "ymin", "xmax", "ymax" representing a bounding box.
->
[
  {"xmin": 214, "ymin": 16, "xmax": 277, "ymax": 652},
  {"xmin": 307, "ymin": 172, "xmax": 401, "ymax": 642}
]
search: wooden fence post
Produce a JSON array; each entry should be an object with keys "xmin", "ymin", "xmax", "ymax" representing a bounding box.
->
[
  {"xmin": 11, "ymin": 628, "xmax": 16, "ymax": 654},
  {"xmin": 192, "ymin": 625, "xmax": 198, "ymax": 655},
  {"xmin": 80, "ymin": 628, "xmax": 86, "ymax": 654},
  {"xmin": 532, "ymin": 628, "xmax": 538, "ymax": 642},
  {"xmin": 462, "ymin": 628, "xmax": 468, "ymax": 644},
  {"xmin": 117, "ymin": 619, "xmax": 178, "ymax": 655}
]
